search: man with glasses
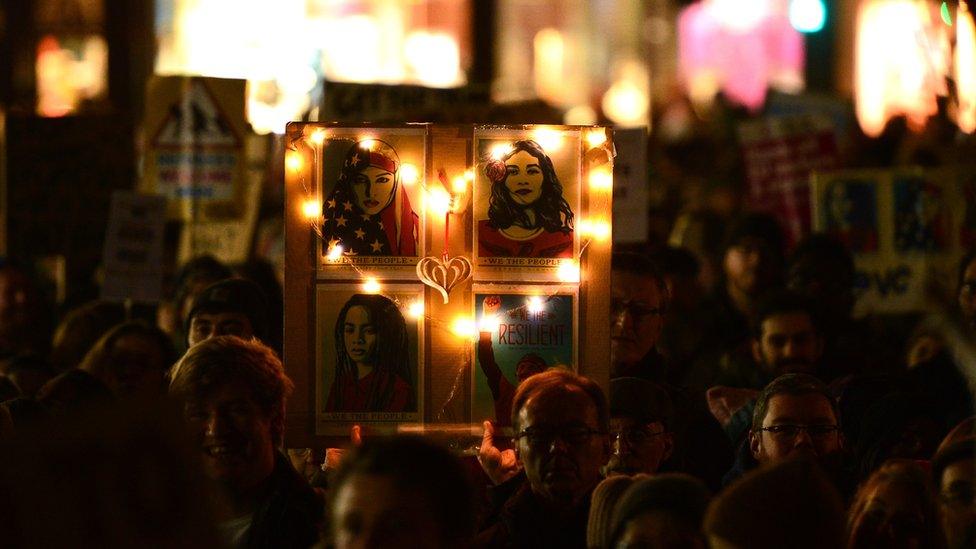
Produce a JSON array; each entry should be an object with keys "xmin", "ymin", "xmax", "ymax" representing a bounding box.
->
[
  {"xmin": 610, "ymin": 252, "xmax": 669, "ymax": 381},
  {"xmin": 475, "ymin": 369, "xmax": 608, "ymax": 549},
  {"xmin": 604, "ymin": 377, "xmax": 674, "ymax": 477},
  {"xmin": 748, "ymin": 373, "xmax": 845, "ymax": 471}
]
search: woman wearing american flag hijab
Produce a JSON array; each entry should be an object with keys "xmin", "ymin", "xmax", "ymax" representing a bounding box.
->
[{"xmin": 323, "ymin": 140, "xmax": 419, "ymax": 257}]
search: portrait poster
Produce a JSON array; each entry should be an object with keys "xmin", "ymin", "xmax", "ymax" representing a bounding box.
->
[
  {"xmin": 314, "ymin": 284, "xmax": 424, "ymax": 435},
  {"xmin": 892, "ymin": 174, "xmax": 950, "ymax": 252},
  {"xmin": 472, "ymin": 128, "xmax": 581, "ymax": 281},
  {"xmin": 471, "ymin": 285, "xmax": 577, "ymax": 429},
  {"xmin": 316, "ymin": 127, "xmax": 426, "ymax": 279},
  {"xmin": 812, "ymin": 169, "xmax": 963, "ymax": 316},
  {"xmin": 816, "ymin": 176, "xmax": 880, "ymax": 254}
]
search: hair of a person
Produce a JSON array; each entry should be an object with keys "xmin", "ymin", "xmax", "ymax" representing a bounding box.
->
[
  {"xmin": 958, "ymin": 249, "xmax": 976, "ymax": 291},
  {"xmin": 510, "ymin": 368, "xmax": 608, "ymax": 432},
  {"xmin": 49, "ymin": 300, "xmax": 126, "ymax": 372},
  {"xmin": 79, "ymin": 321, "xmax": 178, "ymax": 385},
  {"xmin": 36, "ymin": 369, "xmax": 115, "ymax": 418},
  {"xmin": 0, "ymin": 401, "xmax": 222, "ymax": 547},
  {"xmin": 847, "ymin": 460, "xmax": 946, "ymax": 549},
  {"xmin": 932, "ymin": 438, "xmax": 976, "ymax": 485},
  {"xmin": 185, "ymin": 278, "xmax": 271, "ymax": 344},
  {"xmin": 332, "ymin": 294, "xmax": 413, "ymax": 411},
  {"xmin": 722, "ymin": 212, "xmax": 786, "ymax": 258},
  {"xmin": 649, "ymin": 246, "xmax": 701, "ymax": 280},
  {"xmin": 750, "ymin": 289, "xmax": 820, "ymax": 340},
  {"xmin": 789, "ymin": 233, "xmax": 855, "ymax": 284},
  {"xmin": 328, "ymin": 435, "xmax": 475, "ymax": 545},
  {"xmin": 171, "ymin": 255, "xmax": 232, "ymax": 305},
  {"xmin": 587, "ymin": 474, "xmax": 646, "ymax": 549},
  {"xmin": 751, "ymin": 373, "xmax": 838, "ymax": 432},
  {"xmin": 704, "ymin": 458, "xmax": 846, "ymax": 549},
  {"xmin": 169, "ymin": 336, "xmax": 293, "ymax": 446},
  {"xmin": 485, "ymin": 139, "xmax": 574, "ymax": 234},
  {"xmin": 609, "ymin": 473, "xmax": 711, "ymax": 548},
  {"xmin": 611, "ymin": 251, "xmax": 671, "ymax": 314},
  {"xmin": 609, "ymin": 376, "xmax": 674, "ymax": 430}
]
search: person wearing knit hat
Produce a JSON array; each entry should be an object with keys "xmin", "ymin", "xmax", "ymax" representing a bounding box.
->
[
  {"xmin": 185, "ymin": 278, "xmax": 270, "ymax": 348},
  {"xmin": 605, "ymin": 377, "xmax": 674, "ymax": 477},
  {"xmin": 609, "ymin": 473, "xmax": 710, "ymax": 549}
]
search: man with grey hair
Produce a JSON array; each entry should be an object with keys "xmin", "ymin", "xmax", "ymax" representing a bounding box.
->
[
  {"xmin": 170, "ymin": 336, "xmax": 320, "ymax": 548},
  {"xmin": 475, "ymin": 368, "xmax": 609, "ymax": 548}
]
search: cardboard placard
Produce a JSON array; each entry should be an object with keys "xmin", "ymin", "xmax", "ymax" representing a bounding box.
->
[
  {"xmin": 284, "ymin": 123, "xmax": 613, "ymax": 447},
  {"xmin": 101, "ymin": 191, "xmax": 167, "ymax": 303},
  {"xmin": 142, "ymin": 76, "xmax": 248, "ymax": 221},
  {"xmin": 812, "ymin": 168, "xmax": 970, "ymax": 315}
]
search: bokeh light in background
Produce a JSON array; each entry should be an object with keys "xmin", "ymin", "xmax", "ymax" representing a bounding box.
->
[
  {"xmin": 854, "ymin": 0, "xmax": 950, "ymax": 137},
  {"xmin": 155, "ymin": 0, "xmax": 470, "ymax": 134},
  {"xmin": 789, "ymin": 0, "xmax": 827, "ymax": 33},
  {"xmin": 33, "ymin": 0, "xmax": 109, "ymax": 117},
  {"xmin": 678, "ymin": 0, "xmax": 804, "ymax": 112}
]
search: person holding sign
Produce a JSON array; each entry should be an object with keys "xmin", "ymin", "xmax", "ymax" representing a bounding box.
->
[
  {"xmin": 326, "ymin": 294, "xmax": 414, "ymax": 413},
  {"xmin": 478, "ymin": 140, "xmax": 574, "ymax": 258},
  {"xmin": 322, "ymin": 140, "xmax": 419, "ymax": 257}
]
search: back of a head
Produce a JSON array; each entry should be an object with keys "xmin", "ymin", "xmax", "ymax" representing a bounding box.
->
[
  {"xmin": 704, "ymin": 459, "xmax": 845, "ymax": 549},
  {"xmin": 588, "ymin": 474, "xmax": 645, "ymax": 549},
  {"xmin": 49, "ymin": 300, "xmax": 126, "ymax": 372},
  {"xmin": 511, "ymin": 368, "xmax": 608, "ymax": 431},
  {"xmin": 610, "ymin": 473, "xmax": 711, "ymax": 549},
  {"xmin": 0, "ymin": 401, "xmax": 221, "ymax": 548},
  {"xmin": 751, "ymin": 289, "xmax": 819, "ymax": 340},
  {"xmin": 329, "ymin": 435, "xmax": 475, "ymax": 546}
]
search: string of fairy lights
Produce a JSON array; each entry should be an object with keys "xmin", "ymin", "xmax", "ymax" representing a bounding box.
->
[{"xmin": 286, "ymin": 125, "xmax": 613, "ymax": 417}]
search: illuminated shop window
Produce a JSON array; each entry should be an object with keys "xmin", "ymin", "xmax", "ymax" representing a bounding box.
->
[
  {"xmin": 34, "ymin": 0, "xmax": 109, "ymax": 117},
  {"xmin": 155, "ymin": 0, "xmax": 471, "ymax": 134}
]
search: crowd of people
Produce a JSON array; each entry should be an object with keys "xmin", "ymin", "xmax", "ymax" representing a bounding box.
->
[{"xmin": 0, "ymin": 214, "xmax": 973, "ymax": 548}]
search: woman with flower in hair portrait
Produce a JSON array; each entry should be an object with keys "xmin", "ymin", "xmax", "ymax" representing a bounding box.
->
[
  {"xmin": 325, "ymin": 294, "xmax": 415, "ymax": 413},
  {"xmin": 478, "ymin": 140, "xmax": 575, "ymax": 258},
  {"xmin": 322, "ymin": 140, "xmax": 419, "ymax": 257}
]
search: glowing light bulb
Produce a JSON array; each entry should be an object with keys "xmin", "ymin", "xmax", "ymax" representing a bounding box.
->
[
  {"xmin": 362, "ymin": 277, "xmax": 381, "ymax": 293},
  {"xmin": 452, "ymin": 317, "xmax": 477, "ymax": 339},
  {"xmin": 532, "ymin": 128, "xmax": 563, "ymax": 152},
  {"xmin": 428, "ymin": 187, "xmax": 452, "ymax": 216},
  {"xmin": 309, "ymin": 129, "xmax": 327, "ymax": 145},
  {"xmin": 527, "ymin": 296, "xmax": 545, "ymax": 314},
  {"xmin": 286, "ymin": 151, "xmax": 303, "ymax": 172},
  {"xmin": 360, "ymin": 138, "xmax": 376, "ymax": 150},
  {"xmin": 326, "ymin": 245, "xmax": 344, "ymax": 262},
  {"xmin": 302, "ymin": 199, "xmax": 322, "ymax": 219},
  {"xmin": 489, "ymin": 143, "xmax": 514, "ymax": 160},
  {"xmin": 589, "ymin": 169, "xmax": 613, "ymax": 190},
  {"xmin": 464, "ymin": 169, "xmax": 475, "ymax": 182},
  {"xmin": 586, "ymin": 129, "xmax": 608, "ymax": 148},
  {"xmin": 557, "ymin": 259, "xmax": 581, "ymax": 283},
  {"xmin": 590, "ymin": 220, "xmax": 611, "ymax": 241},
  {"xmin": 407, "ymin": 299, "xmax": 425, "ymax": 319},
  {"xmin": 452, "ymin": 176, "xmax": 467, "ymax": 194},
  {"xmin": 479, "ymin": 314, "xmax": 501, "ymax": 332},
  {"xmin": 400, "ymin": 163, "xmax": 420, "ymax": 185}
]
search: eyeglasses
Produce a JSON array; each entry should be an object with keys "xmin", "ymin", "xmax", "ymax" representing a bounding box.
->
[
  {"xmin": 611, "ymin": 427, "xmax": 667, "ymax": 447},
  {"xmin": 611, "ymin": 299, "xmax": 664, "ymax": 321},
  {"xmin": 514, "ymin": 427, "xmax": 605, "ymax": 448},
  {"xmin": 759, "ymin": 424, "xmax": 840, "ymax": 439}
]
